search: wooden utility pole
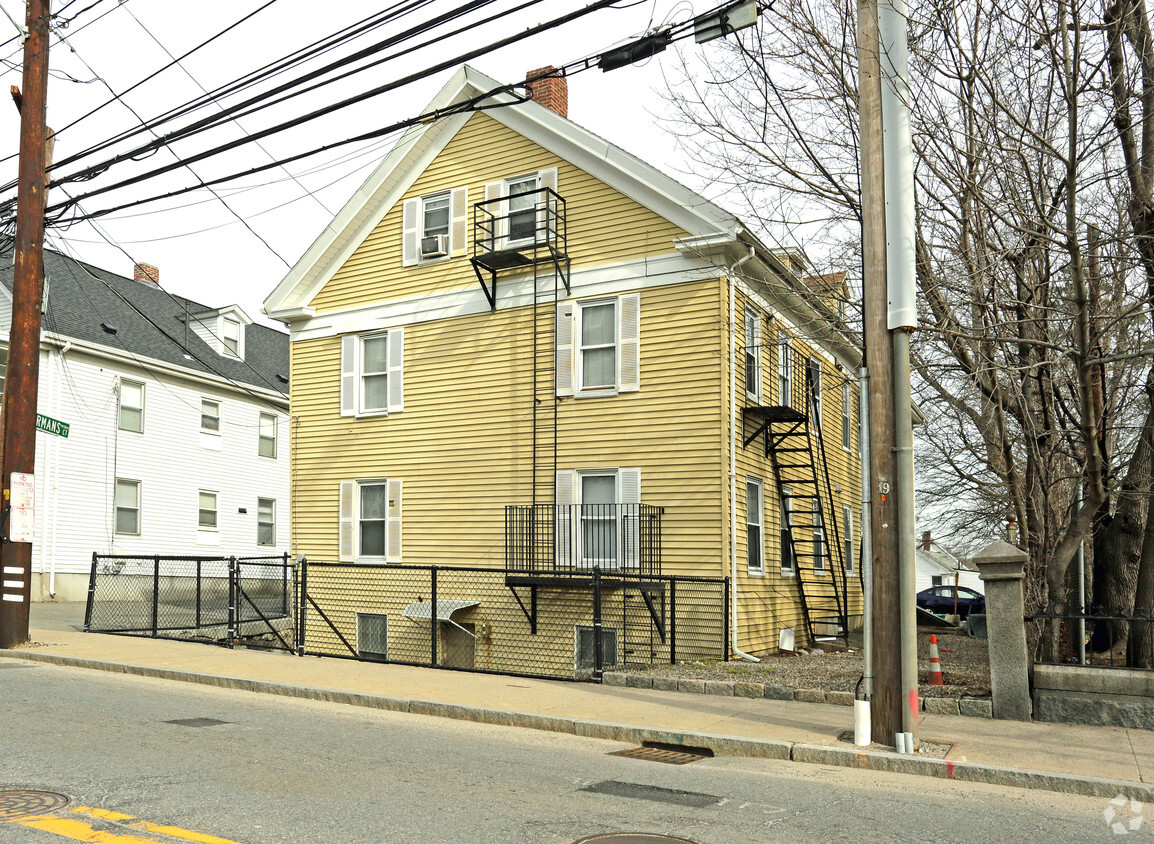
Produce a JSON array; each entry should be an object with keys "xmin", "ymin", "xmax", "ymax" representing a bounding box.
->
[
  {"xmin": 0, "ymin": 0, "xmax": 52, "ymax": 649},
  {"xmin": 858, "ymin": 0, "xmax": 903, "ymax": 744}
]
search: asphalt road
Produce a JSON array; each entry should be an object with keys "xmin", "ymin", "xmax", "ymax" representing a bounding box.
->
[{"xmin": 0, "ymin": 660, "xmax": 1136, "ymax": 842}]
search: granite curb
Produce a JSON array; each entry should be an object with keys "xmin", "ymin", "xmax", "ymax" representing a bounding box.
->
[
  {"xmin": 603, "ymin": 671, "xmax": 994, "ymax": 719},
  {"xmin": 5, "ymin": 649, "xmax": 1146, "ymax": 802}
]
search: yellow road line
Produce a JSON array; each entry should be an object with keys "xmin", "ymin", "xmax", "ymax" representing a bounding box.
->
[{"xmin": 8, "ymin": 805, "xmax": 247, "ymax": 844}]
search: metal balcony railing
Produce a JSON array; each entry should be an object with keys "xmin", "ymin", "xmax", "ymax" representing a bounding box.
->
[{"xmin": 505, "ymin": 504, "xmax": 663, "ymax": 577}]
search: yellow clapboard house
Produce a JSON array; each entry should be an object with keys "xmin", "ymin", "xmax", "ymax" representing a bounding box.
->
[{"xmin": 263, "ymin": 65, "xmax": 864, "ymax": 676}]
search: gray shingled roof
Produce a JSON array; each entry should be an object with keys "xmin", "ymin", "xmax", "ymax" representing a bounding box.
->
[{"xmin": 1, "ymin": 248, "xmax": 288, "ymax": 397}]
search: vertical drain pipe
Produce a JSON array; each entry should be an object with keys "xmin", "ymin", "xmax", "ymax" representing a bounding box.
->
[{"xmin": 728, "ymin": 246, "xmax": 759, "ymax": 662}]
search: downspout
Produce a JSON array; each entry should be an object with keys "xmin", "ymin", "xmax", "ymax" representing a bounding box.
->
[
  {"xmin": 47, "ymin": 340, "xmax": 71, "ymax": 598},
  {"xmin": 728, "ymin": 245, "xmax": 758, "ymax": 662}
]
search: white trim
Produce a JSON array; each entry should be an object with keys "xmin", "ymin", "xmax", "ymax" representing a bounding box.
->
[{"xmin": 284, "ymin": 252, "xmax": 702, "ymax": 343}]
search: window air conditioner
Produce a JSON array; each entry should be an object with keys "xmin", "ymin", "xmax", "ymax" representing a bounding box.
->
[{"xmin": 420, "ymin": 233, "xmax": 449, "ymax": 258}]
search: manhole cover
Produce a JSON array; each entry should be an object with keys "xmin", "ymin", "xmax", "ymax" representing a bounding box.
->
[
  {"xmin": 164, "ymin": 718, "xmax": 230, "ymax": 728},
  {"xmin": 610, "ymin": 746, "xmax": 709, "ymax": 765},
  {"xmin": 574, "ymin": 835, "xmax": 699, "ymax": 843},
  {"xmin": 0, "ymin": 790, "xmax": 70, "ymax": 820}
]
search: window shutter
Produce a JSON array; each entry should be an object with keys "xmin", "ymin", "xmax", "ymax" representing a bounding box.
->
[
  {"xmin": 618, "ymin": 292, "xmax": 640, "ymax": 393},
  {"xmin": 340, "ymin": 335, "xmax": 357, "ymax": 417},
  {"xmin": 555, "ymin": 470, "xmax": 575, "ymax": 568},
  {"xmin": 386, "ymin": 478, "xmax": 402, "ymax": 562},
  {"xmin": 339, "ymin": 481, "xmax": 355, "ymax": 561},
  {"xmin": 556, "ymin": 302, "xmax": 574, "ymax": 397},
  {"xmin": 449, "ymin": 186, "xmax": 468, "ymax": 257},
  {"xmin": 387, "ymin": 327, "xmax": 404, "ymax": 413},
  {"xmin": 402, "ymin": 198, "xmax": 419, "ymax": 266},
  {"xmin": 538, "ymin": 167, "xmax": 558, "ymax": 242},
  {"xmin": 484, "ymin": 181, "xmax": 506, "ymax": 249},
  {"xmin": 619, "ymin": 468, "xmax": 641, "ymax": 569}
]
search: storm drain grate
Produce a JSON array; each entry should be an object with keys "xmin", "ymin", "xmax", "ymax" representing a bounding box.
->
[
  {"xmin": 609, "ymin": 742, "xmax": 713, "ymax": 765},
  {"xmin": 0, "ymin": 790, "xmax": 70, "ymax": 820},
  {"xmin": 164, "ymin": 717, "xmax": 231, "ymax": 728}
]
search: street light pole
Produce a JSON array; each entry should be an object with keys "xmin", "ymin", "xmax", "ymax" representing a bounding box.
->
[{"xmin": 0, "ymin": 0, "xmax": 52, "ymax": 649}]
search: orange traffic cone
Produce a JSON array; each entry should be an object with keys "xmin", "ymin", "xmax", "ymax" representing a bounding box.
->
[{"xmin": 928, "ymin": 634, "xmax": 944, "ymax": 685}]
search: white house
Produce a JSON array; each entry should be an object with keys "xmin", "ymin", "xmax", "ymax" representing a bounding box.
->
[
  {"xmin": 0, "ymin": 250, "xmax": 290, "ymax": 601},
  {"xmin": 915, "ymin": 531, "xmax": 983, "ymax": 595}
]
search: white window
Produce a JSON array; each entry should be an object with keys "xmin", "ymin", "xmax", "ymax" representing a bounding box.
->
[
  {"xmin": 259, "ymin": 412, "xmax": 277, "ymax": 458},
  {"xmin": 340, "ymin": 329, "xmax": 404, "ymax": 417},
  {"xmin": 556, "ymin": 294, "xmax": 640, "ymax": 397},
  {"xmin": 747, "ymin": 478, "xmax": 763, "ymax": 574},
  {"xmin": 402, "ymin": 188, "xmax": 468, "ymax": 265},
  {"xmin": 339, "ymin": 479, "xmax": 403, "ymax": 562},
  {"xmin": 843, "ymin": 504, "xmax": 854, "ymax": 575},
  {"xmin": 780, "ymin": 486, "xmax": 795, "ymax": 576},
  {"xmin": 745, "ymin": 308, "xmax": 761, "ymax": 402},
  {"xmin": 222, "ymin": 317, "xmax": 241, "ymax": 357},
  {"xmin": 257, "ymin": 498, "xmax": 276, "ymax": 547},
  {"xmin": 506, "ymin": 174, "xmax": 538, "ymax": 243},
  {"xmin": 808, "ymin": 357, "xmax": 822, "ymax": 428},
  {"xmin": 778, "ymin": 341, "xmax": 792, "ymax": 408},
  {"xmin": 201, "ymin": 399, "xmax": 220, "ymax": 434},
  {"xmin": 842, "ymin": 381, "xmax": 852, "ymax": 451},
  {"xmin": 199, "ymin": 490, "xmax": 218, "ymax": 530},
  {"xmin": 118, "ymin": 379, "xmax": 144, "ymax": 432},
  {"xmin": 813, "ymin": 499, "xmax": 826, "ymax": 573},
  {"xmin": 115, "ymin": 479, "xmax": 140, "ymax": 535},
  {"xmin": 556, "ymin": 469, "xmax": 641, "ymax": 569}
]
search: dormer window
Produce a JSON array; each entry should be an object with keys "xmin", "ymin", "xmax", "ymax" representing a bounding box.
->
[{"xmin": 222, "ymin": 317, "xmax": 241, "ymax": 357}]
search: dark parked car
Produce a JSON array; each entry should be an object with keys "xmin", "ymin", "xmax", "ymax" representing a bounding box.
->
[{"xmin": 916, "ymin": 585, "xmax": 985, "ymax": 619}]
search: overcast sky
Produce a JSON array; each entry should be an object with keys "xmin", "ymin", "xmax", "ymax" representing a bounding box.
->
[{"xmin": 0, "ymin": 0, "xmax": 719, "ymax": 328}]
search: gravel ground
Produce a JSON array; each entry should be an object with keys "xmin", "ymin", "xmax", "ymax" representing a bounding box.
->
[{"xmin": 636, "ymin": 629, "xmax": 991, "ymax": 698}]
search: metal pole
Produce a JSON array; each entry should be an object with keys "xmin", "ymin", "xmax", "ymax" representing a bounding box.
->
[
  {"xmin": 593, "ymin": 567, "xmax": 603, "ymax": 680},
  {"xmin": 894, "ymin": 330, "xmax": 919, "ymax": 742},
  {"xmin": 83, "ymin": 552, "xmax": 98, "ymax": 632},
  {"xmin": 430, "ymin": 565, "xmax": 438, "ymax": 666},
  {"xmin": 297, "ymin": 557, "xmax": 307, "ymax": 656},
  {"xmin": 669, "ymin": 578, "xmax": 677, "ymax": 665},
  {"xmin": 0, "ymin": 0, "xmax": 52, "ymax": 650},
  {"xmin": 859, "ymin": 367, "xmax": 873, "ymax": 699},
  {"xmin": 227, "ymin": 556, "xmax": 236, "ymax": 648},
  {"xmin": 195, "ymin": 559, "xmax": 202, "ymax": 629},
  {"xmin": 151, "ymin": 555, "xmax": 160, "ymax": 638}
]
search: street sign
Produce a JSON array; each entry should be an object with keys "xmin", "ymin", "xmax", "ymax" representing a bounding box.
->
[{"xmin": 35, "ymin": 414, "xmax": 68, "ymax": 438}]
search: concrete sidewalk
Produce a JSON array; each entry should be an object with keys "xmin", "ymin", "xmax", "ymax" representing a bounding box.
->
[{"xmin": 5, "ymin": 603, "xmax": 1151, "ymax": 801}]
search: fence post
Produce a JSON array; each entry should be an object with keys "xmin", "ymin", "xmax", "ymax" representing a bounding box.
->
[
  {"xmin": 195, "ymin": 559, "xmax": 202, "ymax": 630},
  {"xmin": 669, "ymin": 578, "xmax": 677, "ymax": 665},
  {"xmin": 297, "ymin": 557, "xmax": 307, "ymax": 656},
  {"xmin": 430, "ymin": 566, "xmax": 438, "ymax": 667},
  {"xmin": 723, "ymin": 576, "xmax": 731, "ymax": 660},
  {"xmin": 593, "ymin": 567, "xmax": 604, "ymax": 680},
  {"xmin": 83, "ymin": 552, "xmax": 98, "ymax": 632},
  {"xmin": 227, "ymin": 556, "xmax": 237, "ymax": 649},
  {"xmin": 151, "ymin": 555, "xmax": 160, "ymax": 638},
  {"xmin": 974, "ymin": 540, "xmax": 1031, "ymax": 720},
  {"xmin": 281, "ymin": 552, "xmax": 290, "ymax": 617}
]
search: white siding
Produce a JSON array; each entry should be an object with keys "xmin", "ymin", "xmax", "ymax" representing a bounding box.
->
[{"xmin": 27, "ymin": 343, "xmax": 290, "ymax": 592}]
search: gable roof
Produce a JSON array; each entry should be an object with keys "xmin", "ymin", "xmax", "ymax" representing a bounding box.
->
[
  {"xmin": 0, "ymin": 247, "xmax": 289, "ymax": 398},
  {"xmin": 262, "ymin": 64, "xmax": 741, "ymax": 320}
]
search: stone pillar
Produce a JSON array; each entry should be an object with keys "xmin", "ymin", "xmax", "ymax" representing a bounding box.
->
[{"xmin": 974, "ymin": 540, "xmax": 1031, "ymax": 721}]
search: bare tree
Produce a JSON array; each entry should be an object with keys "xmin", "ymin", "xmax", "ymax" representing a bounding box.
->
[{"xmin": 662, "ymin": 0, "xmax": 1154, "ymax": 660}]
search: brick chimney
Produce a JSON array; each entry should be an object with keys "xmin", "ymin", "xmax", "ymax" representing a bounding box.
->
[
  {"xmin": 525, "ymin": 66, "xmax": 567, "ymax": 118},
  {"xmin": 133, "ymin": 263, "xmax": 159, "ymax": 285},
  {"xmin": 921, "ymin": 531, "xmax": 932, "ymax": 551}
]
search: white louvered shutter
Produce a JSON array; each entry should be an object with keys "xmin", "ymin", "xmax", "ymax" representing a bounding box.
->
[
  {"xmin": 556, "ymin": 302, "xmax": 574, "ymax": 396},
  {"xmin": 339, "ymin": 481, "xmax": 356, "ymax": 561},
  {"xmin": 340, "ymin": 335, "xmax": 357, "ymax": 417},
  {"xmin": 484, "ymin": 181, "xmax": 506, "ymax": 250},
  {"xmin": 555, "ymin": 470, "xmax": 575, "ymax": 568},
  {"xmin": 387, "ymin": 327, "xmax": 404, "ymax": 413},
  {"xmin": 618, "ymin": 293, "xmax": 640, "ymax": 393},
  {"xmin": 449, "ymin": 186, "xmax": 468, "ymax": 257},
  {"xmin": 619, "ymin": 468, "xmax": 641, "ymax": 569},
  {"xmin": 386, "ymin": 478, "xmax": 402, "ymax": 562},
  {"xmin": 402, "ymin": 198, "xmax": 419, "ymax": 266},
  {"xmin": 538, "ymin": 167, "xmax": 558, "ymax": 243}
]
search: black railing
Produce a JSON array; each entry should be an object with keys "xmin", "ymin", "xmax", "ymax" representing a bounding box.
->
[
  {"xmin": 472, "ymin": 186, "xmax": 566, "ymax": 258},
  {"xmin": 85, "ymin": 553, "xmax": 293, "ymax": 650},
  {"xmin": 505, "ymin": 504, "xmax": 663, "ymax": 577},
  {"xmin": 1027, "ymin": 606, "xmax": 1154, "ymax": 668}
]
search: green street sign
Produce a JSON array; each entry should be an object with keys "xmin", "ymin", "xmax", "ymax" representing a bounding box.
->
[{"xmin": 36, "ymin": 414, "xmax": 69, "ymax": 438}]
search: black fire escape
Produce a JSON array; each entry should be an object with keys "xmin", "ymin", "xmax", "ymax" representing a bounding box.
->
[{"xmin": 743, "ymin": 347, "xmax": 850, "ymax": 646}]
